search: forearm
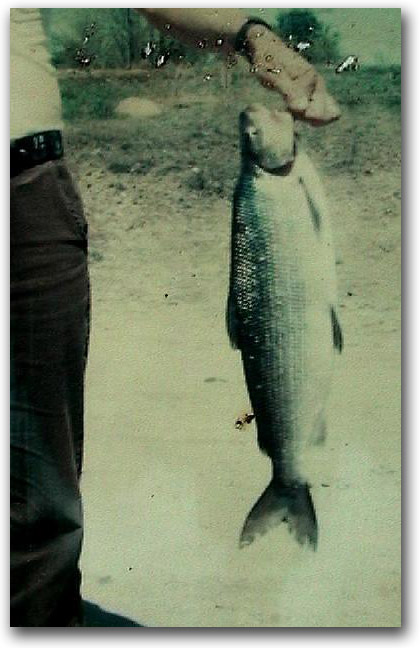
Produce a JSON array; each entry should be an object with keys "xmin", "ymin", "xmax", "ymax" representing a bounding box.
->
[
  {"xmin": 136, "ymin": 8, "xmax": 341, "ymax": 125},
  {"xmin": 136, "ymin": 8, "xmax": 248, "ymax": 55}
]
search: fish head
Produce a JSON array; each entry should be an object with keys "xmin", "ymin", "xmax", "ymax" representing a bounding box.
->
[{"xmin": 240, "ymin": 105, "xmax": 296, "ymax": 173}]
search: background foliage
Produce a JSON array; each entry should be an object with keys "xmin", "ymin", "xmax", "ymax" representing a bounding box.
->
[
  {"xmin": 275, "ymin": 9, "xmax": 341, "ymax": 63},
  {"xmin": 41, "ymin": 8, "xmax": 206, "ymax": 69},
  {"xmin": 42, "ymin": 8, "xmax": 341, "ymax": 69}
]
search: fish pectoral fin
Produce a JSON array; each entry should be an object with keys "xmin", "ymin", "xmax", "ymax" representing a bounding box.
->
[
  {"xmin": 331, "ymin": 306, "xmax": 344, "ymax": 353},
  {"xmin": 226, "ymin": 294, "xmax": 240, "ymax": 349},
  {"xmin": 240, "ymin": 481, "xmax": 318, "ymax": 550},
  {"xmin": 299, "ymin": 174, "xmax": 324, "ymax": 233}
]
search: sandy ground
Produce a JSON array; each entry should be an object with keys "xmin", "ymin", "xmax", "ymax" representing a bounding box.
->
[{"xmin": 72, "ymin": 108, "xmax": 401, "ymax": 627}]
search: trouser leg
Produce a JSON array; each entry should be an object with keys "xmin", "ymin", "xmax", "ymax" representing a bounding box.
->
[{"xmin": 10, "ymin": 161, "xmax": 90, "ymax": 627}]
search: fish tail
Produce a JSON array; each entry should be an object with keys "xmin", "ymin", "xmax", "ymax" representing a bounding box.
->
[{"xmin": 240, "ymin": 481, "xmax": 318, "ymax": 550}]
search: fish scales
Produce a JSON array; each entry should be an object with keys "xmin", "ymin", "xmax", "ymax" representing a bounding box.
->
[
  {"xmin": 233, "ymin": 173, "xmax": 310, "ymax": 475},
  {"xmin": 227, "ymin": 105, "xmax": 343, "ymax": 549}
]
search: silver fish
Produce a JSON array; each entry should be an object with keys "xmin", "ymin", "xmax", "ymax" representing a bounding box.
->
[{"xmin": 227, "ymin": 105, "xmax": 343, "ymax": 549}]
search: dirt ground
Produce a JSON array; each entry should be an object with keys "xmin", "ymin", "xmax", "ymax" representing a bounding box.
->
[{"xmin": 68, "ymin": 93, "xmax": 401, "ymax": 627}]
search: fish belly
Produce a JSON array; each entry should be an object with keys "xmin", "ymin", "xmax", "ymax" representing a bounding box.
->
[{"xmin": 231, "ymin": 171, "xmax": 335, "ymax": 482}]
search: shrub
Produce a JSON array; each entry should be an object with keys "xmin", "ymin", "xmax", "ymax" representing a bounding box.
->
[
  {"xmin": 41, "ymin": 8, "xmax": 150, "ymax": 69},
  {"xmin": 275, "ymin": 9, "xmax": 341, "ymax": 64},
  {"xmin": 41, "ymin": 8, "xmax": 208, "ymax": 70},
  {"xmin": 59, "ymin": 78, "xmax": 120, "ymax": 120}
]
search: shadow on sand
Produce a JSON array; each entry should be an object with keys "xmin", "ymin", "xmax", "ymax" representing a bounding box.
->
[{"xmin": 82, "ymin": 601, "xmax": 145, "ymax": 627}]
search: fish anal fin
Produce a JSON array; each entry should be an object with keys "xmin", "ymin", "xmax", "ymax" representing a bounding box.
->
[
  {"xmin": 311, "ymin": 412, "xmax": 327, "ymax": 446},
  {"xmin": 331, "ymin": 306, "xmax": 344, "ymax": 353}
]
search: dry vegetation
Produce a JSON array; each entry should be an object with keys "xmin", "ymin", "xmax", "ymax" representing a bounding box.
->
[
  {"xmin": 61, "ymin": 63, "xmax": 401, "ymax": 285},
  {"xmin": 62, "ymin": 62, "xmax": 400, "ymax": 196}
]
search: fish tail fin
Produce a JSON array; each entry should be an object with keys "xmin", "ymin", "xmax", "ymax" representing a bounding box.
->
[{"xmin": 240, "ymin": 481, "xmax": 318, "ymax": 550}]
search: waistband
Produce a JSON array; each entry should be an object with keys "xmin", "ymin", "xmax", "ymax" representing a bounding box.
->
[{"xmin": 10, "ymin": 131, "xmax": 64, "ymax": 178}]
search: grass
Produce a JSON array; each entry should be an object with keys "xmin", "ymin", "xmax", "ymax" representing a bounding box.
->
[
  {"xmin": 326, "ymin": 65, "xmax": 401, "ymax": 111},
  {"xmin": 59, "ymin": 74, "xmax": 150, "ymax": 121},
  {"xmin": 67, "ymin": 100, "xmax": 241, "ymax": 198},
  {"xmin": 59, "ymin": 63, "xmax": 401, "ymax": 121},
  {"xmin": 63, "ymin": 63, "xmax": 401, "ymax": 199}
]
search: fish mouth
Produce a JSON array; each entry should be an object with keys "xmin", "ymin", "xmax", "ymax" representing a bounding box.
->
[
  {"xmin": 250, "ymin": 139, "xmax": 298, "ymax": 176},
  {"xmin": 240, "ymin": 105, "xmax": 297, "ymax": 176}
]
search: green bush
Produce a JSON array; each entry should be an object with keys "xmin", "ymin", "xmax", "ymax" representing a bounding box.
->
[
  {"xmin": 59, "ymin": 78, "xmax": 125, "ymax": 121},
  {"xmin": 275, "ymin": 9, "xmax": 341, "ymax": 64},
  {"xmin": 42, "ymin": 8, "xmax": 150, "ymax": 69},
  {"xmin": 41, "ymin": 8, "xmax": 209, "ymax": 70}
]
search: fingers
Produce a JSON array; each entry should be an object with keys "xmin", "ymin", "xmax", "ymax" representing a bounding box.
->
[
  {"xmin": 251, "ymin": 34, "xmax": 341, "ymax": 126},
  {"xmin": 259, "ymin": 74, "xmax": 308, "ymax": 114},
  {"xmin": 264, "ymin": 67, "xmax": 340, "ymax": 126},
  {"xmin": 282, "ymin": 68, "xmax": 317, "ymax": 115},
  {"xmin": 257, "ymin": 65, "xmax": 315, "ymax": 114},
  {"xmin": 303, "ymin": 76, "xmax": 341, "ymax": 125}
]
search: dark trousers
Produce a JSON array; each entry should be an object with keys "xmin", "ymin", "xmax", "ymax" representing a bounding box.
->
[{"xmin": 10, "ymin": 160, "xmax": 90, "ymax": 626}]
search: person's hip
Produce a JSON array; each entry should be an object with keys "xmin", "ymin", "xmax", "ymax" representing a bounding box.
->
[{"xmin": 10, "ymin": 132, "xmax": 88, "ymax": 246}]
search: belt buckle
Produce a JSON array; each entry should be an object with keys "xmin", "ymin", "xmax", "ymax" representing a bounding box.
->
[
  {"xmin": 32, "ymin": 133, "xmax": 48, "ymax": 163},
  {"xmin": 10, "ymin": 131, "xmax": 63, "ymax": 177}
]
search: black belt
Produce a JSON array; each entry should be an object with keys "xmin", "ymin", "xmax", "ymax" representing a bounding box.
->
[{"xmin": 10, "ymin": 130, "xmax": 64, "ymax": 178}]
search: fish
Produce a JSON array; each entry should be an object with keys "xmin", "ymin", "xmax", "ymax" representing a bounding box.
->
[{"xmin": 227, "ymin": 105, "xmax": 343, "ymax": 550}]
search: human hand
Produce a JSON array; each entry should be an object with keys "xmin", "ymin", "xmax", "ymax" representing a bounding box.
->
[{"xmin": 245, "ymin": 24, "xmax": 341, "ymax": 127}]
